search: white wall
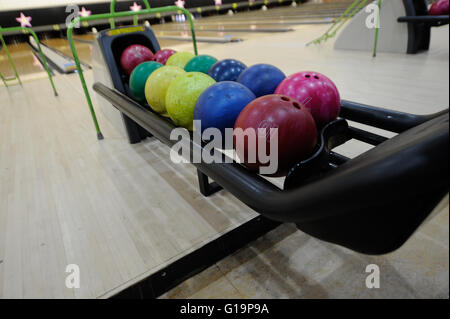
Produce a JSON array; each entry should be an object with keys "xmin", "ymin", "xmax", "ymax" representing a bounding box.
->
[{"xmin": 334, "ymin": 0, "xmax": 409, "ymax": 54}]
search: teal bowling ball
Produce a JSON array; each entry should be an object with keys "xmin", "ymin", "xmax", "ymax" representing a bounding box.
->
[
  {"xmin": 184, "ymin": 55, "xmax": 218, "ymax": 74},
  {"xmin": 129, "ymin": 61, "xmax": 163, "ymax": 101}
]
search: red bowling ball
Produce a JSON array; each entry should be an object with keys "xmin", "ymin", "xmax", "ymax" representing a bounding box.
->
[
  {"xmin": 429, "ymin": 0, "xmax": 449, "ymax": 15},
  {"xmin": 234, "ymin": 94, "xmax": 317, "ymax": 177},
  {"xmin": 275, "ymin": 71, "xmax": 340, "ymax": 127},
  {"xmin": 153, "ymin": 49, "xmax": 177, "ymax": 65},
  {"xmin": 120, "ymin": 44, "xmax": 154, "ymax": 75}
]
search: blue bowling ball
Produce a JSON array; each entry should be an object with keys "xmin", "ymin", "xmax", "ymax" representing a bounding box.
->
[
  {"xmin": 237, "ymin": 64, "xmax": 286, "ymax": 97},
  {"xmin": 194, "ymin": 81, "xmax": 255, "ymax": 146},
  {"xmin": 208, "ymin": 59, "xmax": 247, "ymax": 82}
]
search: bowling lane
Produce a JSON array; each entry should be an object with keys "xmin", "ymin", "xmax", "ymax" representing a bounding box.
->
[
  {"xmin": 153, "ymin": 30, "xmax": 242, "ymax": 44},
  {"xmin": 203, "ymin": 11, "xmax": 343, "ymax": 21},
  {"xmin": 152, "ymin": 24, "xmax": 293, "ymax": 45},
  {"xmin": 184, "ymin": 17, "xmax": 335, "ymax": 26},
  {"xmin": 0, "ymin": 42, "xmax": 47, "ymax": 80},
  {"xmin": 74, "ymin": 2, "xmax": 354, "ymax": 51},
  {"xmin": 194, "ymin": 15, "xmax": 338, "ymax": 24},
  {"xmin": 41, "ymin": 38, "xmax": 92, "ymax": 67},
  {"xmin": 153, "ymin": 22, "xmax": 293, "ymax": 34},
  {"xmin": 152, "ymin": 19, "xmax": 297, "ymax": 37},
  {"xmin": 199, "ymin": 1, "xmax": 353, "ymax": 22},
  {"xmin": 72, "ymin": 34, "xmax": 96, "ymax": 42},
  {"xmin": 161, "ymin": 2, "xmax": 354, "ymax": 33},
  {"xmin": 73, "ymin": 30, "xmax": 241, "ymax": 48}
]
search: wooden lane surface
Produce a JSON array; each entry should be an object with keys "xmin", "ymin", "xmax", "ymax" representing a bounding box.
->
[
  {"xmin": 42, "ymin": 38, "xmax": 92, "ymax": 67},
  {"xmin": 0, "ymin": 42, "xmax": 48, "ymax": 82}
]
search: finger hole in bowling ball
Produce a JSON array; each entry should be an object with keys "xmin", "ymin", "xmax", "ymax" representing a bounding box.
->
[
  {"xmin": 292, "ymin": 102, "xmax": 300, "ymax": 109},
  {"xmin": 281, "ymin": 96, "xmax": 290, "ymax": 101},
  {"xmin": 314, "ymin": 75, "xmax": 319, "ymax": 79},
  {"xmin": 305, "ymin": 74, "xmax": 310, "ymax": 78}
]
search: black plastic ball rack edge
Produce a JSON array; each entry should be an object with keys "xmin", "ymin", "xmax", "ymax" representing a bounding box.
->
[{"xmin": 93, "ymin": 82, "xmax": 449, "ymax": 256}]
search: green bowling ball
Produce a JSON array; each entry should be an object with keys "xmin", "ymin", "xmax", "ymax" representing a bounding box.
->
[
  {"xmin": 129, "ymin": 61, "xmax": 163, "ymax": 101},
  {"xmin": 166, "ymin": 72, "xmax": 216, "ymax": 130},
  {"xmin": 184, "ymin": 55, "xmax": 218, "ymax": 74}
]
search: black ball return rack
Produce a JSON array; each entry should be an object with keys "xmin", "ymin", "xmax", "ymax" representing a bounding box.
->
[
  {"xmin": 94, "ymin": 82, "xmax": 449, "ymax": 256},
  {"xmin": 398, "ymin": 0, "xmax": 450, "ymax": 54}
]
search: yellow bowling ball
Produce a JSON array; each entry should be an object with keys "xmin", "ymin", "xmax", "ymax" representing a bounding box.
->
[
  {"xmin": 166, "ymin": 51, "xmax": 195, "ymax": 69},
  {"xmin": 144, "ymin": 65, "xmax": 186, "ymax": 114},
  {"xmin": 166, "ymin": 72, "xmax": 216, "ymax": 130}
]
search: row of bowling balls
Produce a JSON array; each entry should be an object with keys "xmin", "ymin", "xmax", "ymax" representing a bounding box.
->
[
  {"xmin": 127, "ymin": 51, "xmax": 340, "ymax": 128},
  {"xmin": 429, "ymin": 0, "xmax": 449, "ymax": 15},
  {"xmin": 123, "ymin": 47, "xmax": 340, "ymax": 176}
]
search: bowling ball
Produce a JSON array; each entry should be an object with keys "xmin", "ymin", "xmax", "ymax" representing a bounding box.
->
[
  {"xmin": 153, "ymin": 49, "xmax": 176, "ymax": 65},
  {"xmin": 237, "ymin": 64, "xmax": 286, "ymax": 97},
  {"xmin": 145, "ymin": 66, "xmax": 186, "ymax": 114},
  {"xmin": 234, "ymin": 94, "xmax": 317, "ymax": 177},
  {"xmin": 166, "ymin": 72, "xmax": 216, "ymax": 130},
  {"xmin": 208, "ymin": 59, "xmax": 247, "ymax": 82},
  {"xmin": 120, "ymin": 44, "xmax": 154, "ymax": 75},
  {"xmin": 194, "ymin": 81, "xmax": 256, "ymax": 146},
  {"xmin": 184, "ymin": 55, "xmax": 218, "ymax": 74},
  {"xmin": 129, "ymin": 61, "xmax": 163, "ymax": 101},
  {"xmin": 275, "ymin": 71, "xmax": 340, "ymax": 127},
  {"xmin": 166, "ymin": 51, "xmax": 195, "ymax": 69},
  {"xmin": 429, "ymin": 0, "xmax": 449, "ymax": 15}
]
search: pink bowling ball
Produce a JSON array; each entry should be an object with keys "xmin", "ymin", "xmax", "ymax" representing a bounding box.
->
[
  {"xmin": 429, "ymin": 0, "xmax": 449, "ymax": 15},
  {"xmin": 153, "ymin": 49, "xmax": 177, "ymax": 65},
  {"xmin": 120, "ymin": 44, "xmax": 154, "ymax": 75},
  {"xmin": 275, "ymin": 71, "xmax": 341, "ymax": 127}
]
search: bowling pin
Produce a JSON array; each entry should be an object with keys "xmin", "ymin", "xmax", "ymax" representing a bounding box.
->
[
  {"xmin": 227, "ymin": 9, "xmax": 234, "ymax": 16},
  {"xmin": 261, "ymin": 5, "xmax": 268, "ymax": 11},
  {"xmin": 91, "ymin": 27, "xmax": 98, "ymax": 34},
  {"xmin": 291, "ymin": 1, "xmax": 297, "ymax": 7},
  {"xmin": 144, "ymin": 20, "xmax": 151, "ymax": 27}
]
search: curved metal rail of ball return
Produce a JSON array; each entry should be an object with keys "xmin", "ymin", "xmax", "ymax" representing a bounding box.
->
[
  {"xmin": 67, "ymin": 3, "xmax": 199, "ymax": 140},
  {"xmin": 0, "ymin": 26, "xmax": 58, "ymax": 95}
]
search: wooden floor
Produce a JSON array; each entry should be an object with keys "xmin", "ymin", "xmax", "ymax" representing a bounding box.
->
[
  {"xmin": 0, "ymin": 71, "xmax": 262, "ymax": 298},
  {"xmin": 0, "ymin": 3, "xmax": 448, "ymax": 298}
]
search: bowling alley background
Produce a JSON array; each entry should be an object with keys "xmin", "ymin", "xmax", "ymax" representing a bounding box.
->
[{"xmin": 0, "ymin": 0, "xmax": 303, "ymax": 28}]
